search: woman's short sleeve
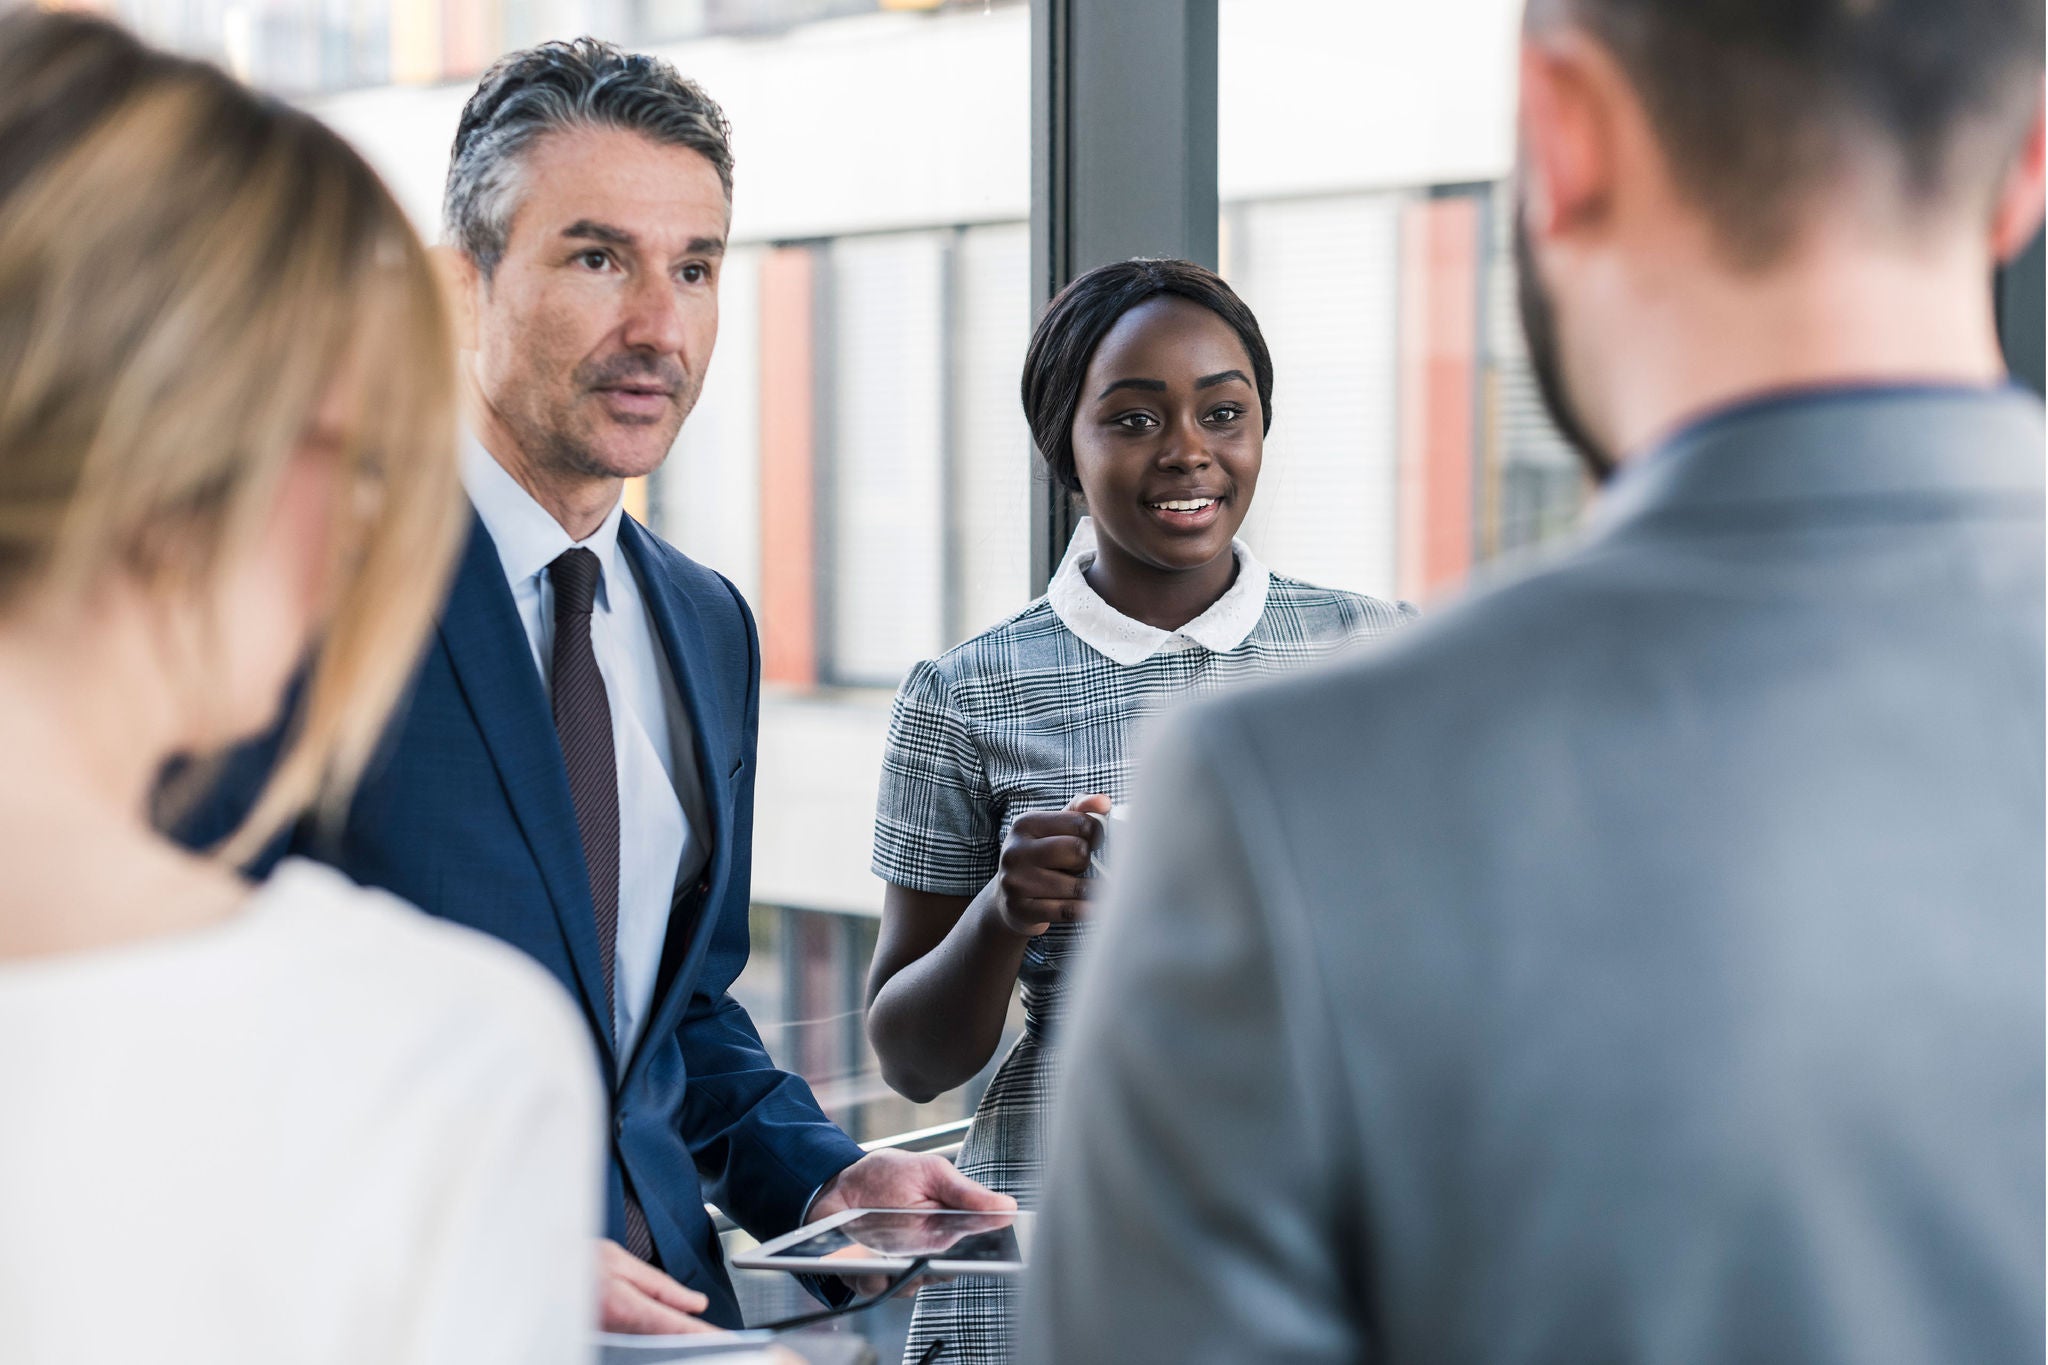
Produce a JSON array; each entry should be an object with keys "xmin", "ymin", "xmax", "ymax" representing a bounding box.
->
[{"xmin": 872, "ymin": 660, "xmax": 999, "ymax": 897}]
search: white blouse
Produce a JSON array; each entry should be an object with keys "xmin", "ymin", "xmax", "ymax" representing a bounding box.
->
[
  {"xmin": 0, "ymin": 859, "xmax": 602, "ymax": 1365},
  {"xmin": 1045, "ymin": 516, "xmax": 1273, "ymax": 664}
]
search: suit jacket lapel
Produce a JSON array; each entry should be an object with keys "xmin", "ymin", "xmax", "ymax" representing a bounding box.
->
[
  {"xmin": 439, "ymin": 516, "xmax": 619, "ymax": 1077},
  {"xmin": 619, "ymin": 519, "xmax": 735, "ymax": 1070}
]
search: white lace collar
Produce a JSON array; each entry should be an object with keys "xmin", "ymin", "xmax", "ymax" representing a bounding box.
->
[{"xmin": 1047, "ymin": 517, "xmax": 1271, "ymax": 666}]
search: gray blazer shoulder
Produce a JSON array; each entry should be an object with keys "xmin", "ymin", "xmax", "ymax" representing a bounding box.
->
[{"xmin": 1023, "ymin": 387, "xmax": 2045, "ymax": 1365}]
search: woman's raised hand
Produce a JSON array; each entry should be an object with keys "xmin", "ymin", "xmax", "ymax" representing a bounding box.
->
[{"xmin": 992, "ymin": 793, "xmax": 1112, "ymax": 937}]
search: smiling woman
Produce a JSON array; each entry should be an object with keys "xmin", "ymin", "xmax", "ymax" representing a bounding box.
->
[
  {"xmin": 1058, "ymin": 290, "xmax": 1265, "ymax": 630},
  {"xmin": 861, "ymin": 258, "xmax": 1422, "ymax": 1365}
]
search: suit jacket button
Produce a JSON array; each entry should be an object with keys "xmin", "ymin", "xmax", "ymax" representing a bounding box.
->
[{"xmin": 614, "ymin": 1111, "xmax": 625, "ymax": 1138}]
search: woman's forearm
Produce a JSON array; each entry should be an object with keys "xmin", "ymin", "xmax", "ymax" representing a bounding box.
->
[{"xmin": 867, "ymin": 879, "xmax": 1035, "ymax": 1103}]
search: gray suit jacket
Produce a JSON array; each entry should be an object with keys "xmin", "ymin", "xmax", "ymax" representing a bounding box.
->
[{"xmin": 1020, "ymin": 387, "xmax": 2045, "ymax": 1365}]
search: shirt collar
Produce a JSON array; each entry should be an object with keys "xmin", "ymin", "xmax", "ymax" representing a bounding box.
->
[
  {"xmin": 1048, "ymin": 517, "xmax": 1271, "ymax": 666},
  {"xmin": 461, "ymin": 434, "xmax": 627, "ymax": 612},
  {"xmin": 1586, "ymin": 382, "xmax": 2044, "ymax": 544}
]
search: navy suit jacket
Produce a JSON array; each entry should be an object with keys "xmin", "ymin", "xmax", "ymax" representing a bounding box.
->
[{"xmin": 180, "ymin": 510, "xmax": 865, "ymax": 1327}]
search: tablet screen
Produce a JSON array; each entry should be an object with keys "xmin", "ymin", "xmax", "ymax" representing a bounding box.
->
[{"xmin": 774, "ymin": 1210, "xmax": 1027, "ymax": 1265}]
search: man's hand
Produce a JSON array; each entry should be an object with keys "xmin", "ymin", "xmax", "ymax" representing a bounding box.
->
[
  {"xmin": 809, "ymin": 1148, "xmax": 1018, "ymax": 1222},
  {"xmin": 597, "ymin": 1238, "xmax": 720, "ymax": 1334},
  {"xmin": 808, "ymin": 1150, "xmax": 1019, "ymax": 1296}
]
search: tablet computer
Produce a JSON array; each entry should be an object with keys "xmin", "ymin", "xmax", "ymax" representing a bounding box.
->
[{"xmin": 730, "ymin": 1207, "xmax": 1034, "ymax": 1277}]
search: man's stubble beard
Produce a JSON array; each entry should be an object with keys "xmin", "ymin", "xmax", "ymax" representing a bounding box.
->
[
  {"xmin": 1513, "ymin": 198, "xmax": 1617, "ymax": 483},
  {"xmin": 528, "ymin": 369, "xmax": 706, "ymax": 485}
]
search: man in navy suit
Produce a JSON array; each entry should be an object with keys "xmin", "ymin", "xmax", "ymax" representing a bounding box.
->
[{"xmin": 185, "ymin": 37, "xmax": 1010, "ymax": 1334}]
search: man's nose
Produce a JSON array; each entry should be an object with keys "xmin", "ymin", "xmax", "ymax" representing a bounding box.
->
[{"xmin": 618, "ymin": 272, "xmax": 690, "ymax": 357}]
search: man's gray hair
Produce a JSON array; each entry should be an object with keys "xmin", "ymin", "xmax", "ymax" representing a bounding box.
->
[{"xmin": 443, "ymin": 37, "xmax": 733, "ymax": 278}]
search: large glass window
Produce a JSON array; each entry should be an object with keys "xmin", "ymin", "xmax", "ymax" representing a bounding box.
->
[
  {"xmin": 82, "ymin": 0, "xmax": 995, "ymax": 95},
  {"xmin": 80, "ymin": 0, "xmax": 1597, "ymax": 1346},
  {"xmin": 824, "ymin": 230, "xmax": 951, "ymax": 685},
  {"xmin": 635, "ymin": 7, "xmax": 1034, "ymax": 1155},
  {"xmin": 951, "ymin": 223, "xmax": 1035, "ymax": 634},
  {"xmin": 1225, "ymin": 194, "xmax": 1405, "ymax": 598},
  {"xmin": 1218, "ymin": 0, "xmax": 1583, "ymax": 608},
  {"xmin": 98, "ymin": 0, "xmax": 1581, "ymax": 1153},
  {"xmin": 660, "ymin": 244, "xmax": 764, "ymax": 608},
  {"xmin": 96, "ymin": 0, "xmax": 1034, "ymax": 1163},
  {"xmin": 1483, "ymin": 194, "xmax": 1586, "ymax": 556}
]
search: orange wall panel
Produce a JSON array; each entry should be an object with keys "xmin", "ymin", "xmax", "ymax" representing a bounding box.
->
[
  {"xmin": 1397, "ymin": 196, "xmax": 1480, "ymax": 603},
  {"xmin": 758, "ymin": 248, "xmax": 817, "ymax": 687},
  {"xmin": 441, "ymin": 0, "xmax": 499, "ymax": 80}
]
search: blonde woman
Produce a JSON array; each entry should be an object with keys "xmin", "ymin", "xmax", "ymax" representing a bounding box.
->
[{"xmin": 0, "ymin": 13, "xmax": 600, "ymax": 1364}]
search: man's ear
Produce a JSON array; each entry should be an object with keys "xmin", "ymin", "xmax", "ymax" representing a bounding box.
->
[
  {"xmin": 430, "ymin": 245, "xmax": 481, "ymax": 352},
  {"xmin": 1990, "ymin": 100, "xmax": 2046, "ymax": 264},
  {"xmin": 1517, "ymin": 35, "xmax": 1621, "ymax": 243}
]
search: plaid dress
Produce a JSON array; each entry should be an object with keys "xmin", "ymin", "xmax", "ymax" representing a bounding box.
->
[{"xmin": 873, "ymin": 527, "xmax": 1415, "ymax": 1364}]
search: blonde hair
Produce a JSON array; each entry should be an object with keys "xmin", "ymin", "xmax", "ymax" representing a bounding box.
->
[{"xmin": 0, "ymin": 11, "xmax": 465, "ymax": 864}]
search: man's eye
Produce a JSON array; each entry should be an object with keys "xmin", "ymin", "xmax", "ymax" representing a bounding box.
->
[
  {"xmin": 679, "ymin": 263, "xmax": 711, "ymax": 284},
  {"xmin": 577, "ymin": 250, "xmax": 612, "ymax": 271}
]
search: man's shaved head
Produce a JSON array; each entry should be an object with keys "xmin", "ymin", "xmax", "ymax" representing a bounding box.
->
[{"xmin": 1527, "ymin": 0, "xmax": 2044, "ymax": 264}]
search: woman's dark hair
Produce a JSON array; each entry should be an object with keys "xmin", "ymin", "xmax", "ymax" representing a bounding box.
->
[{"xmin": 1021, "ymin": 258, "xmax": 1274, "ymax": 494}]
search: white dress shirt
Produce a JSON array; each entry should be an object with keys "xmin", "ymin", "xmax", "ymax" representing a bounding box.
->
[{"xmin": 462, "ymin": 438, "xmax": 709, "ymax": 1069}]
